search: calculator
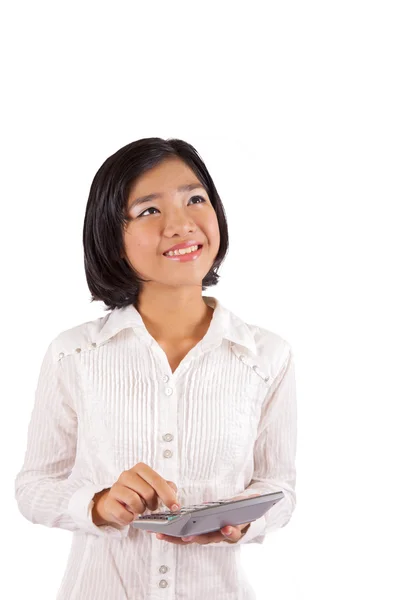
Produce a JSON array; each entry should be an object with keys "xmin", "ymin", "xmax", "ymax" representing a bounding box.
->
[{"xmin": 131, "ymin": 491, "xmax": 284, "ymax": 538}]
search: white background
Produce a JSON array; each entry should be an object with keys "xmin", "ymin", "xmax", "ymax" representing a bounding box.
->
[{"xmin": 2, "ymin": 1, "xmax": 399, "ymax": 598}]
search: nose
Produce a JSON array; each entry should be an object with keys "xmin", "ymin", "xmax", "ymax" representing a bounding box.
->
[{"xmin": 163, "ymin": 212, "xmax": 198, "ymax": 236}]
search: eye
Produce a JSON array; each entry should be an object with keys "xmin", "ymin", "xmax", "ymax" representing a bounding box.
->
[{"xmin": 137, "ymin": 195, "xmax": 207, "ymax": 218}]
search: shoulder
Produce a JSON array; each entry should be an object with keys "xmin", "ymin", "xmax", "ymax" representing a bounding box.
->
[
  {"xmin": 245, "ymin": 322, "xmax": 293, "ymax": 378},
  {"xmin": 47, "ymin": 313, "xmax": 110, "ymax": 363}
]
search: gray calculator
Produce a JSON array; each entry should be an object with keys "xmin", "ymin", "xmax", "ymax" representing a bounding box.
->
[{"xmin": 131, "ymin": 491, "xmax": 284, "ymax": 538}]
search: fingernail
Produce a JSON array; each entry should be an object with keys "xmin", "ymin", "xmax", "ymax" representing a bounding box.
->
[
  {"xmin": 225, "ymin": 527, "xmax": 233, "ymax": 535},
  {"xmin": 171, "ymin": 504, "xmax": 180, "ymax": 511},
  {"xmin": 182, "ymin": 536, "xmax": 194, "ymax": 541}
]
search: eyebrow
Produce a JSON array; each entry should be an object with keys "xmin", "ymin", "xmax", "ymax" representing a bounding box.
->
[{"xmin": 128, "ymin": 183, "xmax": 207, "ymax": 211}]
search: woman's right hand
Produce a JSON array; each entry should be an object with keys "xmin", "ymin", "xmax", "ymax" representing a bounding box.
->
[{"xmin": 92, "ymin": 462, "xmax": 180, "ymax": 527}]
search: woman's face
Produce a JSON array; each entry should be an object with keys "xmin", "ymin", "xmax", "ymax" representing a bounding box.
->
[{"xmin": 123, "ymin": 158, "xmax": 220, "ymax": 289}]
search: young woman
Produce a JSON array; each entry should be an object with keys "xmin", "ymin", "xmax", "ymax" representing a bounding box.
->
[{"xmin": 15, "ymin": 137, "xmax": 297, "ymax": 599}]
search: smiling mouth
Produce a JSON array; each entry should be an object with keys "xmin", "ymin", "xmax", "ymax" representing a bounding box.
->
[
  {"xmin": 163, "ymin": 244, "xmax": 203, "ymax": 256},
  {"xmin": 162, "ymin": 245, "xmax": 204, "ymax": 260}
]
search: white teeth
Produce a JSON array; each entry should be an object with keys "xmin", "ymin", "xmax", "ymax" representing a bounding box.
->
[{"xmin": 165, "ymin": 244, "xmax": 200, "ymax": 256}]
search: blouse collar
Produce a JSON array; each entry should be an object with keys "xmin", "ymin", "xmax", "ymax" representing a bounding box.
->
[{"xmin": 94, "ymin": 295, "xmax": 257, "ymax": 357}]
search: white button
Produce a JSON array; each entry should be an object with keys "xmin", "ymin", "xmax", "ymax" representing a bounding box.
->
[
  {"xmin": 163, "ymin": 449, "xmax": 173, "ymax": 458},
  {"xmin": 59, "ymin": 352, "xmax": 65, "ymax": 359},
  {"xmin": 91, "ymin": 342, "xmax": 97, "ymax": 348},
  {"xmin": 162, "ymin": 375, "xmax": 169, "ymax": 383},
  {"xmin": 159, "ymin": 579, "xmax": 168, "ymax": 588},
  {"xmin": 163, "ymin": 433, "xmax": 173, "ymax": 442},
  {"xmin": 159, "ymin": 565, "xmax": 169, "ymax": 574},
  {"xmin": 165, "ymin": 387, "xmax": 173, "ymax": 396},
  {"xmin": 252, "ymin": 364, "xmax": 270, "ymax": 382},
  {"xmin": 75, "ymin": 347, "xmax": 81, "ymax": 353}
]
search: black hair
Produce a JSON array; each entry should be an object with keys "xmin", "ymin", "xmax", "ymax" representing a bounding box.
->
[{"xmin": 83, "ymin": 137, "xmax": 229, "ymax": 311}]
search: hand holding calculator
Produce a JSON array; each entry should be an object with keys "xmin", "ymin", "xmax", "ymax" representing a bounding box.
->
[
  {"xmin": 131, "ymin": 491, "xmax": 284, "ymax": 538},
  {"xmin": 91, "ymin": 463, "xmax": 284, "ymax": 538}
]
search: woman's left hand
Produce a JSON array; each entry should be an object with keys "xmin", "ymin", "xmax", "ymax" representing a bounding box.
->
[{"xmin": 149, "ymin": 522, "xmax": 250, "ymax": 545}]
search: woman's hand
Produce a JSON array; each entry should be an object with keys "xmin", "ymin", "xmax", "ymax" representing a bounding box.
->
[
  {"xmin": 147, "ymin": 492, "xmax": 260, "ymax": 545},
  {"xmin": 149, "ymin": 522, "xmax": 250, "ymax": 545},
  {"xmin": 92, "ymin": 463, "xmax": 180, "ymax": 527}
]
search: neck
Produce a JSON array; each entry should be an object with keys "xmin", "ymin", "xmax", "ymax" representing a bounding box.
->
[{"xmin": 136, "ymin": 288, "xmax": 214, "ymax": 343}]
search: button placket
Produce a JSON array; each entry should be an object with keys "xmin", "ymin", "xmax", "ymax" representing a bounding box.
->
[{"xmin": 154, "ymin": 370, "xmax": 179, "ymax": 582}]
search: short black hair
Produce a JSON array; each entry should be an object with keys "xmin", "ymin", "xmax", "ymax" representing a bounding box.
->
[{"xmin": 83, "ymin": 137, "xmax": 229, "ymax": 311}]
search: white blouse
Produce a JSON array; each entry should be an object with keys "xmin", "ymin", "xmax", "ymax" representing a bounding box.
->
[{"xmin": 14, "ymin": 295, "xmax": 297, "ymax": 600}]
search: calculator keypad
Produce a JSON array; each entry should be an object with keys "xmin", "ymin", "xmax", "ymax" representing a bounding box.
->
[{"xmin": 136, "ymin": 500, "xmax": 231, "ymax": 520}]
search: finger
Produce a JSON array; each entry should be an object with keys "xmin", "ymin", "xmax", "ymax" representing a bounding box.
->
[
  {"xmin": 133, "ymin": 463, "xmax": 180, "ymax": 510},
  {"xmin": 155, "ymin": 531, "xmax": 223, "ymax": 545},
  {"xmin": 167, "ymin": 481, "xmax": 178, "ymax": 493},
  {"xmin": 220, "ymin": 525, "xmax": 243, "ymax": 542},
  {"xmin": 180, "ymin": 531, "xmax": 227, "ymax": 544},
  {"xmin": 230, "ymin": 493, "xmax": 261, "ymax": 502},
  {"xmin": 115, "ymin": 476, "xmax": 158, "ymax": 512},
  {"xmin": 157, "ymin": 481, "xmax": 179, "ymax": 511}
]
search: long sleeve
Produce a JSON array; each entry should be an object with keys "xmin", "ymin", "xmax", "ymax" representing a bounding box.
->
[
  {"xmin": 208, "ymin": 347, "xmax": 297, "ymax": 547},
  {"xmin": 14, "ymin": 340, "xmax": 130, "ymax": 539}
]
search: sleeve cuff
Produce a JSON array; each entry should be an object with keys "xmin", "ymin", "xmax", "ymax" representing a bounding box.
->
[{"xmin": 68, "ymin": 483, "xmax": 131, "ymax": 539}]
